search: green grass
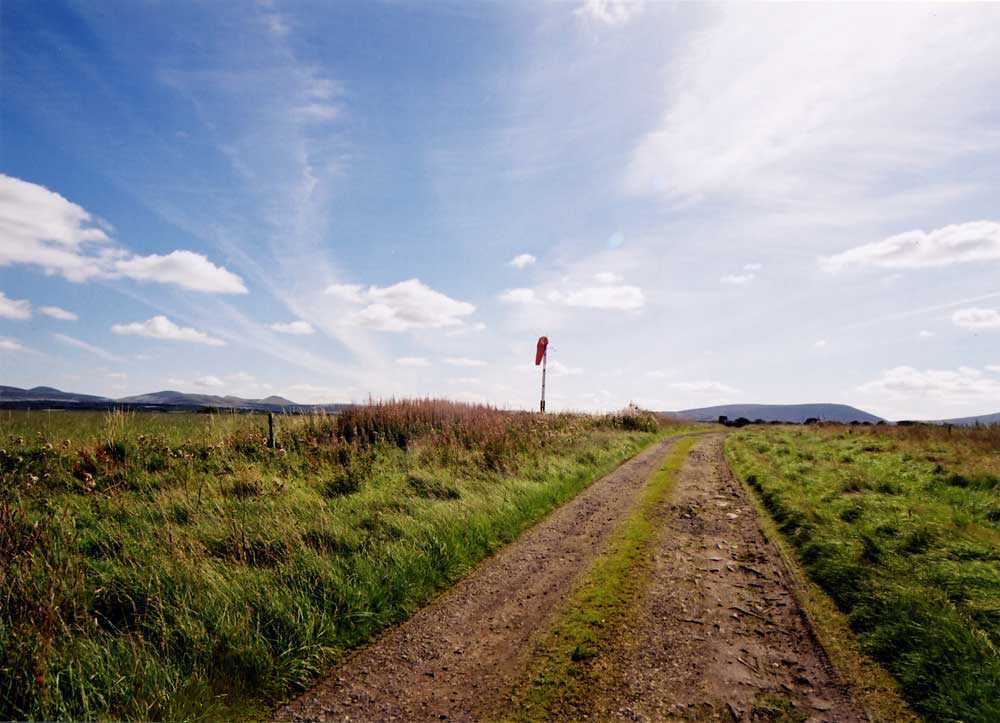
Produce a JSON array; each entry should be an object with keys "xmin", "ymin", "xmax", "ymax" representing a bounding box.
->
[
  {"xmin": 726, "ymin": 424, "xmax": 1000, "ymax": 723},
  {"xmin": 0, "ymin": 403, "xmax": 700, "ymax": 721},
  {"xmin": 504, "ymin": 435, "xmax": 702, "ymax": 722}
]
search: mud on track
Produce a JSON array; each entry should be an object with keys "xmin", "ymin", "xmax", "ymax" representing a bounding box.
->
[
  {"xmin": 585, "ymin": 434, "xmax": 867, "ymax": 723},
  {"xmin": 275, "ymin": 435, "xmax": 691, "ymax": 723}
]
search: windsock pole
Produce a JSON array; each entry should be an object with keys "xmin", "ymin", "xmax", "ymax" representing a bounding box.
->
[{"xmin": 540, "ymin": 349, "xmax": 547, "ymax": 413}]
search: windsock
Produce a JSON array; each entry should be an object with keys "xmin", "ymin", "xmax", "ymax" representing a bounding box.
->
[{"xmin": 535, "ymin": 336, "xmax": 548, "ymax": 365}]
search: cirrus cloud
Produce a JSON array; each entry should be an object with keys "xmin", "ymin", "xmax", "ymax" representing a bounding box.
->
[
  {"xmin": 111, "ymin": 315, "xmax": 225, "ymax": 346},
  {"xmin": 821, "ymin": 221, "xmax": 1000, "ymax": 272},
  {"xmin": 270, "ymin": 320, "xmax": 315, "ymax": 335}
]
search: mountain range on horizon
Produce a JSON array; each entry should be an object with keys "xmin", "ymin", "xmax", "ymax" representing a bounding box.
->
[
  {"xmin": 1, "ymin": 386, "xmax": 998, "ymax": 425},
  {"xmin": 0, "ymin": 385, "xmax": 347, "ymax": 413}
]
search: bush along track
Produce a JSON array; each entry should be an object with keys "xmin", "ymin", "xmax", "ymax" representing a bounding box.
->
[
  {"xmin": 725, "ymin": 424, "xmax": 1000, "ymax": 723},
  {"xmin": 0, "ymin": 402, "xmax": 694, "ymax": 721},
  {"xmin": 502, "ymin": 435, "xmax": 702, "ymax": 722}
]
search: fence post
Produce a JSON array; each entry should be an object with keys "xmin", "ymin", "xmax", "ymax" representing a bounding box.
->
[{"xmin": 268, "ymin": 412, "xmax": 275, "ymax": 448}]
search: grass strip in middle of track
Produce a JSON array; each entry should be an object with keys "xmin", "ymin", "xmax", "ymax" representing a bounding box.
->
[{"xmin": 503, "ymin": 435, "xmax": 703, "ymax": 722}]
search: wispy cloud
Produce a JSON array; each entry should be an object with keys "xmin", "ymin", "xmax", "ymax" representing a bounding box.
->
[
  {"xmin": 270, "ymin": 320, "xmax": 315, "ymax": 335},
  {"xmin": 53, "ymin": 333, "xmax": 122, "ymax": 361},
  {"xmin": 39, "ymin": 305, "xmax": 77, "ymax": 320},
  {"xmin": 952, "ymin": 307, "xmax": 1000, "ymax": 331},
  {"xmin": 821, "ymin": 221, "xmax": 1000, "ymax": 272},
  {"xmin": 0, "ymin": 291, "xmax": 31, "ymax": 319},
  {"xmin": 626, "ymin": 5, "xmax": 1000, "ymax": 205}
]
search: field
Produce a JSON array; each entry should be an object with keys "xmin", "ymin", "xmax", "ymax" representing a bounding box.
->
[
  {"xmin": 0, "ymin": 402, "xmax": 691, "ymax": 721},
  {"xmin": 726, "ymin": 423, "xmax": 1000, "ymax": 723}
]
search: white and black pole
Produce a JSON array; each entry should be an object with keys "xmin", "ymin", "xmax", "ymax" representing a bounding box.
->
[
  {"xmin": 535, "ymin": 335, "xmax": 549, "ymax": 414},
  {"xmin": 540, "ymin": 348, "xmax": 547, "ymax": 413}
]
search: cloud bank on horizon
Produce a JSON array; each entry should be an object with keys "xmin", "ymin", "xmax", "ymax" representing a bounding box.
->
[{"xmin": 1, "ymin": 1, "xmax": 999, "ymax": 420}]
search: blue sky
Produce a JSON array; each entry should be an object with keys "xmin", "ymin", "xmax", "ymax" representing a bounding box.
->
[{"xmin": 2, "ymin": 0, "xmax": 999, "ymax": 419}]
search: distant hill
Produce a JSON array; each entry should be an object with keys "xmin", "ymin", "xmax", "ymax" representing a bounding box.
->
[
  {"xmin": 0, "ymin": 386, "xmax": 349, "ymax": 413},
  {"xmin": 936, "ymin": 412, "xmax": 1000, "ymax": 426},
  {"xmin": 670, "ymin": 403, "xmax": 884, "ymax": 424},
  {"xmin": 0, "ymin": 385, "xmax": 110, "ymax": 404}
]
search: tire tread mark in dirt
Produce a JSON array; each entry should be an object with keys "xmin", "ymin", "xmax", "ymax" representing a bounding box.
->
[{"xmin": 274, "ymin": 434, "xmax": 697, "ymax": 723}]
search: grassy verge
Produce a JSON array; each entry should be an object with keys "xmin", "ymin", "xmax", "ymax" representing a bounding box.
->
[
  {"xmin": 726, "ymin": 424, "xmax": 1000, "ymax": 723},
  {"xmin": 504, "ymin": 435, "xmax": 702, "ymax": 722},
  {"xmin": 0, "ymin": 403, "xmax": 701, "ymax": 721}
]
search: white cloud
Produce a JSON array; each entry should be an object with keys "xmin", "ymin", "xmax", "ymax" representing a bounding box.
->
[
  {"xmin": 53, "ymin": 333, "xmax": 121, "ymax": 361},
  {"xmin": 562, "ymin": 285, "xmax": 644, "ymax": 311},
  {"xmin": 0, "ymin": 175, "xmax": 246, "ymax": 292},
  {"xmin": 0, "ymin": 291, "xmax": 31, "ymax": 319},
  {"xmin": 509, "ymin": 253, "xmax": 537, "ymax": 269},
  {"xmin": 821, "ymin": 221, "xmax": 1000, "ymax": 272},
  {"xmin": 549, "ymin": 360, "xmax": 582, "ymax": 376},
  {"xmin": 444, "ymin": 357, "xmax": 487, "ymax": 368},
  {"xmin": 918, "ymin": 330, "xmax": 935, "ymax": 338},
  {"xmin": 721, "ymin": 273, "xmax": 754, "ymax": 285},
  {"xmin": 669, "ymin": 380, "xmax": 739, "ymax": 395},
  {"xmin": 195, "ymin": 375, "xmax": 225, "ymax": 388},
  {"xmin": 626, "ymin": 6, "xmax": 1000, "ymax": 203},
  {"xmin": 396, "ymin": 356, "xmax": 429, "ymax": 367},
  {"xmin": 576, "ymin": 0, "xmax": 644, "ymax": 25},
  {"xmin": 743, "ymin": 262, "xmax": 763, "ymax": 272},
  {"xmin": 859, "ymin": 366, "xmax": 1000, "ymax": 404},
  {"xmin": 325, "ymin": 278, "xmax": 476, "ymax": 332},
  {"xmin": 499, "ymin": 288, "xmax": 538, "ymax": 304},
  {"xmin": 111, "ymin": 315, "xmax": 225, "ymax": 346},
  {"xmin": 952, "ymin": 307, "xmax": 1000, "ymax": 331},
  {"xmin": 324, "ymin": 283, "xmax": 366, "ymax": 304},
  {"xmin": 594, "ymin": 271, "xmax": 623, "ymax": 284},
  {"xmin": 270, "ymin": 320, "xmax": 315, "ymax": 335},
  {"xmin": 813, "ymin": 339, "xmax": 829, "ymax": 349},
  {"xmin": 0, "ymin": 338, "xmax": 24, "ymax": 351},
  {"xmin": 114, "ymin": 250, "xmax": 248, "ymax": 294},
  {"xmin": 0, "ymin": 174, "xmax": 110, "ymax": 281},
  {"xmin": 988, "ymin": 365, "xmax": 1000, "ymax": 374},
  {"xmin": 645, "ymin": 370, "xmax": 672, "ymax": 379},
  {"xmin": 39, "ymin": 305, "xmax": 77, "ymax": 320}
]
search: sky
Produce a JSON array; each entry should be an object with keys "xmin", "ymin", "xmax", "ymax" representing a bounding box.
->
[{"xmin": 2, "ymin": 0, "xmax": 999, "ymax": 420}]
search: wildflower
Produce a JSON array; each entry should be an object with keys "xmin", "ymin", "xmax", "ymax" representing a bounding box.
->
[
  {"xmin": 44, "ymin": 442, "xmax": 53, "ymax": 451},
  {"xmin": 15, "ymin": 436, "xmax": 24, "ymax": 446},
  {"xmin": 62, "ymin": 439, "xmax": 71, "ymax": 449}
]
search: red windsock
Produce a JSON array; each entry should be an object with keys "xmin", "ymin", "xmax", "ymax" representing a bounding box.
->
[{"xmin": 535, "ymin": 336, "xmax": 548, "ymax": 365}]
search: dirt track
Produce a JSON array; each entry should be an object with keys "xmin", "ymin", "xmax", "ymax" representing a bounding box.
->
[
  {"xmin": 275, "ymin": 433, "xmax": 866, "ymax": 723},
  {"xmin": 276, "ymin": 435, "xmax": 688, "ymax": 723},
  {"xmin": 586, "ymin": 434, "xmax": 866, "ymax": 723}
]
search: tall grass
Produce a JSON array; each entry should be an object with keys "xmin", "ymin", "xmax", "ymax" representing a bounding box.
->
[
  {"xmin": 1, "ymin": 401, "xmax": 679, "ymax": 720},
  {"xmin": 726, "ymin": 424, "xmax": 1000, "ymax": 723}
]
